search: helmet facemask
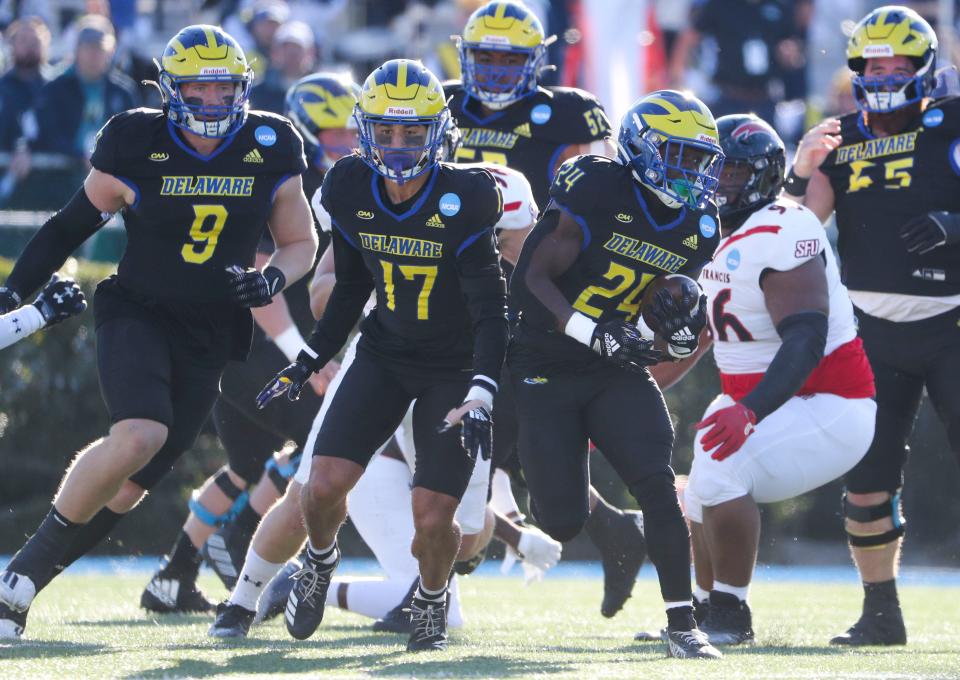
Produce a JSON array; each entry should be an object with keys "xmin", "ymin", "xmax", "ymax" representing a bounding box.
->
[
  {"xmin": 459, "ymin": 42, "xmax": 545, "ymax": 109},
  {"xmin": 160, "ymin": 70, "xmax": 252, "ymax": 138},
  {"xmin": 851, "ymin": 53, "xmax": 935, "ymax": 114},
  {"xmin": 716, "ymin": 153, "xmax": 784, "ymax": 221},
  {"xmin": 356, "ymin": 106, "xmax": 451, "ymax": 184}
]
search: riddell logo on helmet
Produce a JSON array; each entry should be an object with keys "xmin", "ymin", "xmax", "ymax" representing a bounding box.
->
[
  {"xmin": 200, "ymin": 67, "xmax": 230, "ymax": 75},
  {"xmin": 697, "ymin": 134, "xmax": 716, "ymax": 144},
  {"xmin": 862, "ymin": 44, "xmax": 895, "ymax": 58},
  {"xmin": 480, "ymin": 35, "xmax": 511, "ymax": 45},
  {"xmin": 385, "ymin": 106, "xmax": 417, "ymax": 117}
]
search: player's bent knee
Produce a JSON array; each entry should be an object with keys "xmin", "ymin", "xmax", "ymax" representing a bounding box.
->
[
  {"xmin": 843, "ymin": 488, "xmax": 905, "ymax": 549},
  {"xmin": 108, "ymin": 419, "xmax": 168, "ymax": 470},
  {"xmin": 304, "ymin": 461, "xmax": 357, "ymax": 508},
  {"xmin": 189, "ymin": 467, "xmax": 249, "ymax": 528}
]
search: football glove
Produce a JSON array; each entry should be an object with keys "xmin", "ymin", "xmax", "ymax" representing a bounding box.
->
[
  {"xmin": 33, "ymin": 274, "xmax": 86, "ymax": 326},
  {"xmin": 226, "ymin": 264, "xmax": 286, "ymax": 308},
  {"xmin": 0, "ymin": 286, "xmax": 22, "ymax": 314},
  {"xmin": 647, "ymin": 288, "xmax": 707, "ymax": 359},
  {"xmin": 591, "ymin": 319, "xmax": 664, "ymax": 370},
  {"xmin": 696, "ymin": 402, "xmax": 757, "ymax": 461},
  {"xmin": 439, "ymin": 402, "xmax": 493, "ymax": 462},
  {"xmin": 899, "ymin": 211, "xmax": 960, "ymax": 255},
  {"xmin": 256, "ymin": 351, "xmax": 320, "ymax": 408},
  {"xmin": 501, "ymin": 525, "xmax": 563, "ymax": 585}
]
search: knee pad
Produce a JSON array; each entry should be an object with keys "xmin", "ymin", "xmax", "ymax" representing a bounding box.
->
[
  {"xmin": 188, "ymin": 467, "xmax": 249, "ymax": 528},
  {"xmin": 843, "ymin": 488, "xmax": 906, "ymax": 549},
  {"xmin": 453, "ymin": 544, "xmax": 489, "ymax": 575},
  {"xmin": 265, "ymin": 450, "xmax": 303, "ymax": 494}
]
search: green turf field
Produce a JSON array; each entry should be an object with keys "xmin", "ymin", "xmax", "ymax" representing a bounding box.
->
[{"xmin": 2, "ymin": 573, "xmax": 958, "ymax": 679}]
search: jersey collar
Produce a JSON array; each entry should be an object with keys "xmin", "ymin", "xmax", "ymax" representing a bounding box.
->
[
  {"xmin": 632, "ymin": 183, "xmax": 687, "ymax": 232},
  {"xmin": 371, "ymin": 165, "xmax": 440, "ymax": 222},
  {"xmin": 166, "ymin": 119, "xmax": 238, "ymax": 162}
]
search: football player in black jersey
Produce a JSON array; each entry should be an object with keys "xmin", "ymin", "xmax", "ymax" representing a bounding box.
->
[
  {"xmin": 786, "ymin": 6, "xmax": 960, "ymax": 647},
  {"xmin": 449, "ymin": 0, "xmax": 648, "ymax": 617},
  {"xmin": 255, "ymin": 59, "xmax": 507, "ymax": 652},
  {"xmin": 510, "ymin": 90, "xmax": 724, "ymax": 660},
  {"xmin": 139, "ymin": 73, "xmax": 358, "ymax": 615},
  {"xmin": 0, "ymin": 25, "xmax": 318, "ymax": 641}
]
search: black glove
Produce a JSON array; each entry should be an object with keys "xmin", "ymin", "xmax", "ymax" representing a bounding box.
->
[
  {"xmin": 33, "ymin": 275, "xmax": 86, "ymax": 326},
  {"xmin": 647, "ymin": 290, "xmax": 708, "ymax": 359},
  {"xmin": 591, "ymin": 319, "xmax": 663, "ymax": 370},
  {"xmin": 0, "ymin": 286, "xmax": 22, "ymax": 314},
  {"xmin": 256, "ymin": 350, "xmax": 319, "ymax": 408},
  {"xmin": 900, "ymin": 211, "xmax": 960, "ymax": 255},
  {"xmin": 226, "ymin": 264, "xmax": 286, "ymax": 307},
  {"xmin": 460, "ymin": 405, "xmax": 493, "ymax": 461}
]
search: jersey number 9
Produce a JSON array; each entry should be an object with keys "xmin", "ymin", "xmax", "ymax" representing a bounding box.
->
[{"xmin": 181, "ymin": 205, "xmax": 229, "ymax": 264}]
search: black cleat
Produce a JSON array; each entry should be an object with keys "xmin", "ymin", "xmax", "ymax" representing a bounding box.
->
[
  {"xmin": 255, "ymin": 559, "xmax": 300, "ymax": 624},
  {"xmin": 0, "ymin": 601, "xmax": 27, "ymax": 640},
  {"xmin": 830, "ymin": 605, "xmax": 907, "ymax": 646},
  {"xmin": 140, "ymin": 573, "xmax": 214, "ymax": 614},
  {"xmin": 373, "ymin": 577, "xmax": 418, "ymax": 634},
  {"xmin": 284, "ymin": 550, "xmax": 339, "ymax": 640},
  {"xmin": 700, "ymin": 592, "xmax": 755, "ymax": 646},
  {"xmin": 406, "ymin": 594, "xmax": 448, "ymax": 651},
  {"xmin": 208, "ymin": 601, "xmax": 255, "ymax": 638},
  {"xmin": 202, "ymin": 522, "xmax": 253, "ymax": 590},
  {"xmin": 634, "ymin": 598, "xmax": 709, "ymax": 643},
  {"xmin": 592, "ymin": 509, "xmax": 646, "ymax": 618},
  {"xmin": 666, "ymin": 628, "xmax": 723, "ymax": 659}
]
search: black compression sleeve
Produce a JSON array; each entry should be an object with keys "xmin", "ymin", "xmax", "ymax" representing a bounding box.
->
[
  {"xmin": 304, "ymin": 228, "xmax": 374, "ymax": 367},
  {"xmin": 6, "ymin": 188, "xmax": 108, "ymax": 298},
  {"xmin": 457, "ymin": 228, "xmax": 508, "ymax": 384},
  {"xmin": 740, "ymin": 311, "xmax": 828, "ymax": 421}
]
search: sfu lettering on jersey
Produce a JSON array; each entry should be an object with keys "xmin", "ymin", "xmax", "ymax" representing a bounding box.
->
[{"xmin": 794, "ymin": 239, "xmax": 820, "ymax": 258}]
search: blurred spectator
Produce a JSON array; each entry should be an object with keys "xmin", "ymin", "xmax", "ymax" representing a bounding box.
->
[
  {"xmin": 250, "ymin": 20, "xmax": 316, "ymax": 114},
  {"xmin": 669, "ymin": 0, "xmax": 805, "ymax": 126},
  {"xmin": 30, "ymin": 14, "xmax": 137, "ymax": 158},
  {"xmin": 0, "ymin": 0, "xmax": 51, "ymax": 32},
  {"xmin": 0, "ymin": 16, "xmax": 50, "ymax": 155},
  {"xmin": 226, "ymin": 0, "xmax": 290, "ymax": 81}
]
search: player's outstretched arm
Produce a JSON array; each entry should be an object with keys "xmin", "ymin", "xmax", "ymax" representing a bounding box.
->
[{"xmin": 0, "ymin": 275, "xmax": 87, "ymax": 350}]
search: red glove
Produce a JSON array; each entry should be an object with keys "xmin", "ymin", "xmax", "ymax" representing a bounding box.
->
[{"xmin": 696, "ymin": 402, "xmax": 757, "ymax": 461}]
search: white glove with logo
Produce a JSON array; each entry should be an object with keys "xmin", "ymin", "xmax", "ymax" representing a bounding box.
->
[{"xmin": 500, "ymin": 525, "xmax": 562, "ymax": 585}]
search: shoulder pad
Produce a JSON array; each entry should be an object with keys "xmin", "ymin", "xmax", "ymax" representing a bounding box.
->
[
  {"xmin": 548, "ymin": 154, "xmax": 619, "ymax": 213},
  {"xmin": 740, "ymin": 199, "xmax": 826, "ymax": 272},
  {"xmin": 244, "ymin": 111, "xmax": 307, "ymax": 174},
  {"xmin": 537, "ymin": 87, "xmax": 611, "ymax": 143},
  {"xmin": 89, "ymin": 109, "xmax": 163, "ymax": 175}
]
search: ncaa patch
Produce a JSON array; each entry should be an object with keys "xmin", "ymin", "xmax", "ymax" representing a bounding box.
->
[
  {"xmin": 255, "ymin": 126, "xmax": 277, "ymax": 147},
  {"xmin": 726, "ymin": 248, "xmax": 741, "ymax": 270},
  {"xmin": 699, "ymin": 214, "xmax": 717, "ymax": 238},
  {"xmin": 531, "ymin": 104, "xmax": 552, "ymax": 125},
  {"xmin": 439, "ymin": 193, "xmax": 461, "ymax": 216},
  {"xmin": 924, "ymin": 108, "xmax": 944, "ymax": 127}
]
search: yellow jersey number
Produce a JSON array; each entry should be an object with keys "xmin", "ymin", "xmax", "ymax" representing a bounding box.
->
[
  {"xmin": 453, "ymin": 148, "xmax": 509, "ymax": 166},
  {"xmin": 380, "ymin": 260, "xmax": 438, "ymax": 320},
  {"xmin": 847, "ymin": 157, "xmax": 913, "ymax": 193},
  {"xmin": 572, "ymin": 261, "xmax": 655, "ymax": 323},
  {"xmin": 181, "ymin": 204, "xmax": 228, "ymax": 264}
]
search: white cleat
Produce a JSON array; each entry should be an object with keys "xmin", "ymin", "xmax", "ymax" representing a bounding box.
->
[{"xmin": 0, "ymin": 570, "xmax": 36, "ymax": 612}]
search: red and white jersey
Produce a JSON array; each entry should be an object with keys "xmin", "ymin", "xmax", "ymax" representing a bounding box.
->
[{"xmin": 700, "ymin": 197, "xmax": 859, "ymax": 376}]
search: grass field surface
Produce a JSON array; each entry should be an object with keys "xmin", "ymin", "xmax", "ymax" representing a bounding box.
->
[{"xmin": 2, "ymin": 571, "xmax": 959, "ymax": 679}]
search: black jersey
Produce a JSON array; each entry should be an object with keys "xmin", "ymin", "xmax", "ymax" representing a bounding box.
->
[
  {"xmin": 446, "ymin": 83, "xmax": 611, "ymax": 208},
  {"xmin": 306, "ymin": 155, "xmax": 508, "ymax": 378},
  {"xmin": 512, "ymin": 155, "xmax": 721, "ymax": 372},
  {"xmin": 820, "ymin": 98, "xmax": 960, "ymax": 296},
  {"xmin": 90, "ymin": 108, "xmax": 307, "ymax": 305}
]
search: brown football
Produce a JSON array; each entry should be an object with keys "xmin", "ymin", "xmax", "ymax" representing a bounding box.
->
[{"xmin": 640, "ymin": 274, "xmax": 701, "ymax": 340}]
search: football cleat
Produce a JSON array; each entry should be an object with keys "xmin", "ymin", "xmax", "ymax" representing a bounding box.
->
[
  {"xmin": 373, "ymin": 577, "xmax": 419, "ymax": 634},
  {"xmin": 202, "ymin": 522, "xmax": 253, "ymax": 590},
  {"xmin": 0, "ymin": 601, "xmax": 27, "ymax": 640},
  {"xmin": 255, "ymin": 558, "xmax": 301, "ymax": 624},
  {"xmin": 666, "ymin": 628, "xmax": 723, "ymax": 659},
  {"xmin": 285, "ymin": 550, "xmax": 339, "ymax": 640},
  {"xmin": 634, "ymin": 596, "xmax": 710, "ymax": 642},
  {"xmin": 699, "ymin": 592, "xmax": 755, "ymax": 646},
  {"xmin": 406, "ymin": 593, "xmax": 449, "ymax": 652},
  {"xmin": 140, "ymin": 573, "xmax": 214, "ymax": 614},
  {"xmin": 0, "ymin": 570, "xmax": 36, "ymax": 613},
  {"xmin": 593, "ymin": 510, "xmax": 647, "ymax": 618},
  {"xmin": 208, "ymin": 601, "xmax": 256, "ymax": 638},
  {"xmin": 830, "ymin": 605, "xmax": 907, "ymax": 646}
]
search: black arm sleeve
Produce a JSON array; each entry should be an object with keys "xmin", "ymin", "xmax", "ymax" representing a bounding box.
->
[
  {"xmin": 457, "ymin": 227, "xmax": 508, "ymax": 383},
  {"xmin": 740, "ymin": 311, "xmax": 828, "ymax": 421},
  {"xmin": 304, "ymin": 227, "xmax": 375, "ymax": 367},
  {"xmin": 6, "ymin": 188, "xmax": 109, "ymax": 298}
]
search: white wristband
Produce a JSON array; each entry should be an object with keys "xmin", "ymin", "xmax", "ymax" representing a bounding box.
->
[
  {"xmin": 466, "ymin": 383, "xmax": 495, "ymax": 411},
  {"xmin": 564, "ymin": 311, "xmax": 597, "ymax": 347},
  {"xmin": 636, "ymin": 315, "xmax": 656, "ymax": 341},
  {"xmin": 273, "ymin": 326, "xmax": 308, "ymax": 362}
]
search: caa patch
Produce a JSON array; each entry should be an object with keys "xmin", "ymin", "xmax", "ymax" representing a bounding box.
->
[
  {"xmin": 699, "ymin": 214, "xmax": 717, "ymax": 238},
  {"xmin": 923, "ymin": 108, "xmax": 944, "ymax": 128},
  {"xmin": 439, "ymin": 193, "xmax": 461, "ymax": 216},
  {"xmin": 255, "ymin": 125, "xmax": 277, "ymax": 147},
  {"xmin": 531, "ymin": 104, "xmax": 552, "ymax": 125},
  {"xmin": 726, "ymin": 248, "xmax": 741, "ymax": 270}
]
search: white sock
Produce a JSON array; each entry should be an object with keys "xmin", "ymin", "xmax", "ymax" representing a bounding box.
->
[
  {"xmin": 693, "ymin": 585, "xmax": 710, "ymax": 604},
  {"xmin": 489, "ymin": 468, "xmax": 523, "ymax": 519},
  {"xmin": 664, "ymin": 600, "xmax": 693, "ymax": 610},
  {"xmin": 228, "ymin": 547, "xmax": 284, "ymax": 611},
  {"xmin": 713, "ymin": 580, "xmax": 750, "ymax": 602},
  {"xmin": 417, "ymin": 578, "xmax": 446, "ymax": 601}
]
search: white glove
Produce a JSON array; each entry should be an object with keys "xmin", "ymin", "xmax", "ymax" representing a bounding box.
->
[{"xmin": 500, "ymin": 526, "xmax": 562, "ymax": 585}]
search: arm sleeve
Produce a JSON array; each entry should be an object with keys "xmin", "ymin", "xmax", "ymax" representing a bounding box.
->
[
  {"xmin": 304, "ymin": 224, "xmax": 374, "ymax": 366},
  {"xmin": 0, "ymin": 305, "xmax": 44, "ymax": 351},
  {"xmin": 457, "ymin": 227, "xmax": 508, "ymax": 384},
  {"xmin": 5, "ymin": 188, "xmax": 109, "ymax": 298}
]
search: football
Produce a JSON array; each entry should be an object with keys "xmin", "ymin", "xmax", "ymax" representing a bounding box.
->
[{"xmin": 640, "ymin": 273, "xmax": 702, "ymax": 339}]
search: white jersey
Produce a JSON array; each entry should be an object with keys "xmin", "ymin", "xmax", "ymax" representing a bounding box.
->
[
  {"xmin": 699, "ymin": 197, "xmax": 858, "ymax": 375},
  {"xmin": 0, "ymin": 305, "xmax": 44, "ymax": 351}
]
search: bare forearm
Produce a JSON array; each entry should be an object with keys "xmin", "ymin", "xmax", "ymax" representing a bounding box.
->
[{"xmin": 265, "ymin": 239, "xmax": 315, "ymax": 291}]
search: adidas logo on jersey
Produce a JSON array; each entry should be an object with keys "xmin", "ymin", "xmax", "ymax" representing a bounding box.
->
[
  {"xmin": 682, "ymin": 235, "xmax": 698, "ymax": 250},
  {"xmin": 243, "ymin": 149, "xmax": 265, "ymax": 164},
  {"xmin": 513, "ymin": 122, "xmax": 532, "ymax": 138},
  {"xmin": 425, "ymin": 213, "xmax": 445, "ymax": 228}
]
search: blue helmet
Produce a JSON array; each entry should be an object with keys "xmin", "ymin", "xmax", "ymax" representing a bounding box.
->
[{"xmin": 285, "ymin": 72, "xmax": 360, "ymax": 169}]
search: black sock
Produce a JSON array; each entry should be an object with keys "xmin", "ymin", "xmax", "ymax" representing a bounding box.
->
[
  {"xmin": 629, "ymin": 473, "xmax": 692, "ymax": 603},
  {"xmin": 667, "ymin": 605, "xmax": 697, "ymax": 632},
  {"xmin": 709, "ymin": 590, "xmax": 742, "ymax": 608},
  {"xmin": 159, "ymin": 531, "xmax": 202, "ymax": 582},
  {"xmin": 233, "ymin": 502, "xmax": 261, "ymax": 537},
  {"xmin": 44, "ymin": 507, "xmax": 125, "ymax": 589},
  {"xmin": 584, "ymin": 494, "xmax": 620, "ymax": 546},
  {"xmin": 6, "ymin": 507, "xmax": 81, "ymax": 591},
  {"xmin": 863, "ymin": 579, "xmax": 899, "ymax": 611}
]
